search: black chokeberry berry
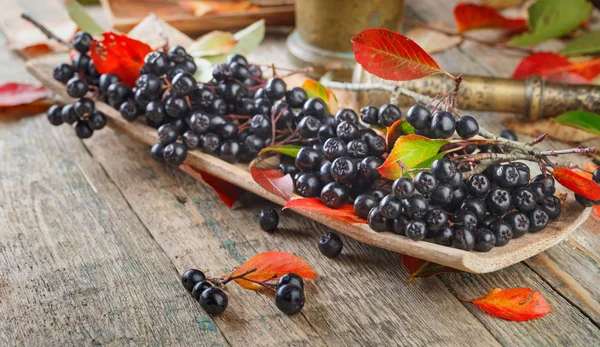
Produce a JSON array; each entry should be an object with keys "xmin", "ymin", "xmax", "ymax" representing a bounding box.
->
[
  {"xmin": 47, "ymin": 105, "xmax": 63, "ymax": 126},
  {"xmin": 479, "ymin": 215, "xmax": 496, "ymax": 228},
  {"xmin": 485, "ymin": 188, "xmax": 512, "ymax": 216},
  {"xmin": 319, "ymin": 161, "xmax": 334, "ymax": 184},
  {"xmin": 275, "ymin": 284, "xmax": 305, "ymax": 315},
  {"xmin": 431, "ymin": 158, "xmax": 457, "ymax": 183},
  {"xmin": 320, "ymin": 181, "xmax": 350, "ymax": 208},
  {"xmin": 317, "ymin": 124, "xmax": 336, "ymax": 143},
  {"xmin": 461, "ymin": 197, "xmax": 486, "ymax": 221},
  {"xmin": 318, "ymin": 232, "xmax": 343, "ymax": 258},
  {"xmin": 379, "ymin": 195, "xmax": 402, "ymax": 219},
  {"xmin": 403, "ymin": 195, "xmax": 429, "ymax": 219},
  {"xmin": 336, "ymin": 121, "xmax": 360, "ymax": 142},
  {"xmin": 72, "ymin": 31, "xmax": 92, "ymax": 53},
  {"xmin": 144, "ymin": 51, "xmax": 169, "ymax": 75},
  {"xmin": 330, "ymin": 156, "xmax": 357, "ymax": 184},
  {"xmin": 368, "ymin": 207, "xmax": 391, "ymax": 232},
  {"xmin": 296, "ymin": 115, "xmax": 321, "ymax": 138},
  {"xmin": 414, "ymin": 171, "xmax": 438, "ymax": 195},
  {"xmin": 498, "ymin": 129, "xmax": 518, "ymax": 141},
  {"xmin": 430, "ymin": 111, "xmax": 456, "ymax": 139},
  {"xmin": 489, "ymin": 219, "xmax": 513, "ymax": 246},
  {"xmin": 393, "ymin": 215, "xmax": 410, "ymax": 236},
  {"xmin": 87, "ymin": 110, "xmax": 106, "ymax": 130},
  {"xmin": 425, "ymin": 208, "xmax": 448, "ymax": 231},
  {"xmin": 456, "ymin": 115, "xmax": 479, "ymax": 139},
  {"xmin": 259, "ymin": 209, "xmax": 279, "ymax": 232},
  {"xmin": 513, "ymin": 162, "xmax": 531, "ymax": 186},
  {"xmin": 285, "ymin": 87, "xmax": 307, "ymax": 108},
  {"xmin": 593, "ymin": 168, "xmax": 600, "ymax": 183},
  {"xmin": 378, "ymin": 104, "xmax": 402, "ymax": 126},
  {"xmin": 75, "ymin": 121, "xmax": 93, "ymax": 139},
  {"xmin": 99, "ymin": 73, "xmax": 120, "ymax": 94},
  {"xmin": 430, "ymin": 183, "xmax": 454, "ymax": 206},
  {"xmin": 531, "ymin": 174, "xmax": 556, "ymax": 196},
  {"xmin": 163, "ymin": 142, "xmax": 187, "ymax": 166},
  {"xmin": 191, "ymin": 281, "xmax": 212, "ymax": 301},
  {"xmin": 150, "ymin": 143, "xmax": 165, "ymax": 162},
  {"xmin": 365, "ymin": 135, "xmax": 386, "ymax": 157},
  {"xmin": 405, "ymin": 219, "xmax": 427, "ymax": 241},
  {"xmin": 503, "ymin": 211, "xmax": 530, "ymax": 238},
  {"xmin": 322, "ymin": 138, "xmax": 347, "ymax": 161},
  {"xmin": 530, "ymin": 182, "xmax": 548, "ymax": 202},
  {"xmin": 452, "ymin": 227, "xmax": 475, "ymax": 251},
  {"xmin": 199, "ymin": 287, "xmax": 228, "ymax": 315},
  {"xmin": 447, "ymin": 184, "xmax": 468, "ymax": 212},
  {"xmin": 119, "ymin": 99, "xmax": 139, "ymax": 121},
  {"xmin": 465, "ymin": 174, "xmax": 490, "ymax": 197},
  {"xmin": 494, "ymin": 164, "xmax": 520, "ymax": 189},
  {"xmin": 277, "ymin": 274, "xmax": 304, "ymax": 291},
  {"xmin": 474, "ymin": 228, "xmax": 496, "ymax": 252},
  {"xmin": 390, "ymin": 178, "xmax": 413, "ymax": 200},
  {"xmin": 452, "ymin": 208, "xmax": 478, "ymax": 231},
  {"xmin": 165, "ymin": 96, "xmax": 190, "ymax": 119},
  {"xmin": 542, "ymin": 196, "xmax": 561, "ymax": 220},
  {"xmin": 354, "ymin": 194, "xmax": 378, "ymax": 220},
  {"xmin": 72, "ymin": 53, "xmax": 90, "ymax": 73},
  {"xmin": 334, "ymin": 109, "xmax": 358, "ymax": 125},
  {"xmin": 295, "ymin": 147, "xmax": 322, "ymax": 172},
  {"xmin": 66, "ymin": 77, "xmax": 88, "ymax": 98},
  {"xmin": 346, "ymin": 139, "xmax": 369, "ymax": 158},
  {"xmin": 303, "ymin": 97, "xmax": 326, "ymax": 118},
  {"xmin": 429, "ymin": 226, "xmax": 451, "ymax": 246},
  {"xmin": 171, "ymin": 72, "xmax": 196, "ymax": 96},
  {"xmin": 357, "ymin": 156, "xmax": 382, "ymax": 183},
  {"xmin": 360, "ymin": 106, "xmax": 379, "ymax": 125},
  {"xmin": 53, "ymin": 63, "xmax": 75, "ymax": 83},
  {"xmin": 295, "ymin": 172, "xmax": 323, "ymax": 198},
  {"xmin": 158, "ymin": 123, "xmax": 179, "ymax": 145},
  {"xmin": 181, "ymin": 269, "xmax": 206, "ymax": 292},
  {"xmin": 406, "ymin": 104, "xmax": 431, "ymax": 130},
  {"xmin": 528, "ymin": 206, "xmax": 549, "ymax": 232},
  {"xmin": 201, "ymin": 133, "xmax": 222, "ymax": 154},
  {"xmin": 447, "ymin": 171, "xmax": 462, "ymax": 189}
]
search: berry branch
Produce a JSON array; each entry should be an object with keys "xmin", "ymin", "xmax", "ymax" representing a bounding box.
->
[{"xmin": 21, "ymin": 13, "xmax": 74, "ymax": 50}]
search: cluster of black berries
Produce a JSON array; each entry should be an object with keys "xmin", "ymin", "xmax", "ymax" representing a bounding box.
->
[
  {"xmin": 181, "ymin": 269, "xmax": 228, "ymax": 315},
  {"xmin": 360, "ymin": 157, "xmax": 561, "ymax": 252},
  {"xmin": 48, "ymin": 31, "xmax": 107, "ymax": 138},
  {"xmin": 405, "ymin": 104, "xmax": 479, "ymax": 139},
  {"xmin": 575, "ymin": 168, "xmax": 600, "ymax": 207},
  {"xmin": 181, "ymin": 269, "xmax": 306, "ymax": 315}
]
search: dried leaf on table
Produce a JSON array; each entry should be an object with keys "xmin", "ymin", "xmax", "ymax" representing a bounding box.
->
[
  {"xmin": 460, "ymin": 288, "xmax": 551, "ymax": 321},
  {"xmin": 6, "ymin": 19, "xmax": 77, "ymax": 57},
  {"xmin": 552, "ymin": 168, "xmax": 600, "ymax": 200},
  {"xmin": 556, "ymin": 111, "xmax": 600, "ymax": 136},
  {"xmin": 0, "ymin": 83, "xmax": 50, "ymax": 107},
  {"xmin": 180, "ymin": 1, "xmax": 258, "ymax": 17},
  {"xmin": 560, "ymin": 30, "xmax": 600, "ymax": 56},
  {"xmin": 179, "ymin": 164, "xmax": 241, "ymax": 208},
  {"xmin": 501, "ymin": 116, "xmax": 599, "ymax": 143},
  {"xmin": 249, "ymin": 166, "xmax": 293, "ymax": 201},
  {"xmin": 453, "ymin": 3, "xmax": 527, "ymax": 33},
  {"xmin": 226, "ymin": 251, "xmax": 316, "ymax": 291},
  {"xmin": 405, "ymin": 25, "xmax": 463, "ymax": 54},
  {"xmin": 512, "ymin": 52, "xmax": 600, "ymax": 84},
  {"xmin": 187, "ymin": 31, "xmax": 238, "ymax": 57},
  {"xmin": 402, "ymin": 255, "xmax": 463, "ymax": 282}
]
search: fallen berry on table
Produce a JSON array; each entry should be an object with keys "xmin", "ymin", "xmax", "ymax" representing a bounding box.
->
[
  {"xmin": 318, "ymin": 232, "xmax": 343, "ymax": 258},
  {"xmin": 259, "ymin": 209, "xmax": 279, "ymax": 232}
]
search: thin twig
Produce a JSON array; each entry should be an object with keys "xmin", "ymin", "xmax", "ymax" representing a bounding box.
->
[{"xmin": 21, "ymin": 13, "xmax": 74, "ymax": 50}]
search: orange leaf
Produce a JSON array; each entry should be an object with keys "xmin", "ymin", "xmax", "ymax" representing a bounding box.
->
[
  {"xmin": 250, "ymin": 166, "xmax": 293, "ymax": 201},
  {"xmin": 90, "ymin": 32, "xmax": 153, "ymax": 86},
  {"xmin": 385, "ymin": 119, "xmax": 414, "ymax": 151},
  {"xmin": 594, "ymin": 206, "xmax": 600, "ymax": 217},
  {"xmin": 552, "ymin": 167, "xmax": 600, "ymax": 200},
  {"xmin": 352, "ymin": 28, "xmax": 448, "ymax": 81},
  {"xmin": 283, "ymin": 198, "xmax": 367, "ymax": 224},
  {"xmin": 228, "ymin": 251, "xmax": 316, "ymax": 291},
  {"xmin": 512, "ymin": 52, "xmax": 600, "ymax": 84},
  {"xmin": 460, "ymin": 288, "xmax": 551, "ymax": 321},
  {"xmin": 402, "ymin": 255, "xmax": 462, "ymax": 282},
  {"xmin": 453, "ymin": 3, "xmax": 527, "ymax": 33},
  {"xmin": 179, "ymin": 164, "xmax": 240, "ymax": 208}
]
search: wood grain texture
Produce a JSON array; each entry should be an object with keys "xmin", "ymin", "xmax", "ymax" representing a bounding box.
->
[
  {"xmin": 0, "ymin": 117, "xmax": 228, "ymax": 346},
  {"xmin": 25, "ymin": 54, "xmax": 592, "ymax": 274}
]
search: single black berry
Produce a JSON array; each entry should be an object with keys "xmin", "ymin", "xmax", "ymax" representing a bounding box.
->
[
  {"xmin": 320, "ymin": 181, "xmax": 350, "ymax": 208},
  {"xmin": 119, "ymin": 100, "xmax": 139, "ymax": 121},
  {"xmin": 88, "ymin": 110, "xmax": 106, "ymax": 130},
  {"xmin": 47, "ymin": 105, "xmax": 63, "ymax": 126},
  {"xmin": 144, "ymin": 51, "xmax": 169, "ymax": 75},
  {"xmin": 53, "ymin": 63, "xmax": 76, "ymax": 83},
  {"xmin": 406, "ymin": 104, "xmax": 431, "ymax": 130},
  {"xmin": 72, "ymin": 53, "xmax": 90, "ymax": 73},
  {"xmin": 334, "ymin": 109, "xmax": 358, "ymax": 125},
  {"xmin": 199, "ymin": 287, "xmax": 228, "ymax": 315},
  {"xmin": 430, "ymin": 111, "xmax": 456, "ymax": 139},
  {"xmin": 171, "ymin": 72, "xmax": 197, "ymax": 96},
  {"xmin": 295, "ymin": 172, "xmax": 323, "ymax": 197},
  {"xmin": 528, "ymin": 206, "xmax": 549, "ymax": 232},
  {"xmin": 403, "ymin": 195, "xmax": 429, "ymax": 219},
  {"xmin": 447, "ymin": 184, "xmax": 468, "ymax": 212},
  {"xmin": 295, "ymin": 147, "xmax": 322, "ymax": 171},
  {"xmin": 365, "ymin": 135, "xmax": 386, "ymax": 157},
  {"xmin": 336, "ymin": 121, "xmax": 360, "ymax": 142},
  {"xmin": 379, "ymin": 194, "xmax": 402, "ymax": 219},
  {"xmin": 489, "ymin": 220, "xmax": 513, "ymax": 246},
  {"xmin": 285, "ymin": 87, "xmax": 307, "ymax": 108},
  {"xmin": 200, "ymin": 133, "xmax": 221, "ymax": 154},
  {"xmin": 414, "ymin": 171, "xmax": 438, "ymax": 195},
  {"xmin": 498, "ymin": 129, "xmax": 518, "ymax": 141},
  {"xmin": 150, "ymin": 143, "xmax": 165, "ymax": 162},
  {"xmin": 433, "ymin": 225, "xmax": 454, "ymax": 246},
  {"xmin": 494, "ymin": 164, "xmax": 520, "ymax": 189},
  {"xmin": 392, "ymin": 178, "xmax": 414, "ymax": 200},
  {"xmin": 330, "ymin": 156, "xmax": 357, "ymax": 184},
  {"xmin": 530, "ymin": 182, "xmax": 548, "ymax": 202},
  {"xmin": 191, "ymin": 281, "xmax": 213, "ymax": 301},
  {"xmin": 531, "ymin": 174, "xmax": 556, "ymax": 196},
  {"xmin": 503, "ymin": 211, "xmax": 530, "ymax": 238},
  {"xmin": 259, "ymin": 209, "xmax": 279, "ymax": 232},
  {"xmin": 393, "ymin": 215, "xmax": 410, "ymax": 236},
  {"xmin": 465, "ymin": 174, "xmax": 490, "ymax": 197},
  {"xmin": 431, "ymin": 158, "xmax": 457, "ymax": 182},
  {"xmin": 276, "ymin": 273, "xmax": 304, "ymax": 291},
  {"xmin": 72, "ymin": 31, "xmax": 92, "ymax": 53},
  {"xmin": 378, "ymin": 104, "xmax": 402, "ymax": 126},
  {"xmin": 456, "ymin": 115, "xmax": 479, "ymax": 139},
  {"xmin": 452, "ymin": 208, "xmax": 478, "ymax": 231},
  {"xmin": 163, "ymin": 142, "xmax": 188, "ymax": 166},
  {"xmin": 303, "ymin": 97, "xmax": 326, "ymax": 118},
  {"xmin": 66, "ymin": 77, "xmax": 88, "ymax": 98},
  {"xmin": 429, "ymin": 183, "xmax": 454, "ymax": 207},
  {"xmin": 474, "ymin": 228, "xmax": 496, "ymax": 252},
  {"xmin": 485, "ymin": 188, "xmax": 512, "ymax": 216},
  {"xmin": 513, "ymin": 162, "xmax": 531, "ymax": 186},
  {"xmin": 542, "ymin": 196, "xmax": 561, "ymax": 220},
  {"xmin": 318, "ymin": 232, "xmax": 343, "ymax": 258},
  {"xmin": 368, "ymin": 207, "xmax": 391, "ymax": 232},
  {"xmin": 354, "ymin": 194, "xmax": 378, "ymax": 220},
  {"xmin": 75, "ymin": 121, "xmax": 93, "ymax": 139},
  {"xmin": 452, "ymin": 227, "xmax": 475, "ymax": 251},
  {"xmin": 357, "ymin": 156, "xmax": 382, "ymax": 183},
  {"xmin": 405, "ymin": 219, "xmax": 427, "ymax": 241},
  {"xmin": 158, "ymin": 123, "xmax": 179, "ymax": 144},
  {"xmin": 322, "ymin": 137, "xmax": 347, "ymax": 161},
  {"xmin": 447, "ymin": 171, "xmax": 462, "ymax": 189},
  {"xmin": 347, "ymin": 139, "xmax": 369, "ymax": 158},
  {"xmin": 275, "ymin": 284, "xmax": 305, "ymax": 315},
  {"xmin": 593, "ymin": 168, "xmax": 600, "ymax": 183},
  {"xmin": 461, "ymin": 197, "xmax": 486, "ymax": 221},
  {"xmin": 181, "ymin": 269, "xmax": 206, "ymax": 292},
  {"xmin": 297, "ymin": 115, "xmax": 321, "ymax": 138},
  {"xmin": 319, "ymin": 161, "xmax": 334, "ymax": 184},
  {"xmin": 265, "ymin": 78, "xmax": 286, "ymax": 101},
  {"xmin": 360, "ymin": 105, "xmax": 379, "ymax": 124},
  {"xmin": 425, "ymin": 208, "xmax": 448, "ymax": 231}
]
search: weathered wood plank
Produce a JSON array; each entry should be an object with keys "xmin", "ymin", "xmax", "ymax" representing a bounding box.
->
[
  {"xmin": 0, "ymin": 117, "xmax": 229, "ymax": 346},
  {"xmin": 85, "ymin": 125, "xmax": 501, "ymax": 346}
]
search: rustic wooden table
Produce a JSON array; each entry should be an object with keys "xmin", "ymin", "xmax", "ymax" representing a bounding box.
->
[{"xmin": 1, "ymin": 1, "xmax": 600, "ymax": 346}]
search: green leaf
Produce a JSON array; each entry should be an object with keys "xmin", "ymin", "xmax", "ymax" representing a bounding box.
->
[
  {"xmin": 65, "ymin": 0, "xmax": 104, "ymax": 35},
  {"xmin": 258, "ymin": 145, "xmax": 302, "ymax": 158},
  {"xmin": 231, "ymin": 19, "xmax": 265, "ymax": 55},
  {"xmin": 193, "ymin": 58, "xmax": 215, "ymax": 83},
  {"xmin": 560, "ymin": 30, "xmax": 600, "ymax": 56},
  {"xmin": 509, "ymin": 0, "xmax": 592, "ymax": 47},
  {"xmin": 302, "ymin": 79, "xmax": 338, "ymax": 111},
  {"xmin": 556, "ymin": 110, "xmax": 600, "ymax": 136},
  {"xmin": 378, "ymin": 134, "xmax": 448, "ymax": 180},
  {"xmin": 188, "ymin": 31, "xmax": 237, "ymax": 57},
  {"xmin": 399, "ymin": 121, "xmax": 415, "ymax": 135}
]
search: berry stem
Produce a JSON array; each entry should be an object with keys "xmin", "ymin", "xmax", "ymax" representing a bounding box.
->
[{"xmin": 21, "ymin": 13, "xmax": 74, "ymax": 50}]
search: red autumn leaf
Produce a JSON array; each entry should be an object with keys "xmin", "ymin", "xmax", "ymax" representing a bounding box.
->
[
  {"xmin": 386, "ymin": 119, "xmax": 414, "ymax": 151},
  {"xmin": 402, "ymin": 255, "xmax": 463, "ymax": 282},
  {"xmin": 179, "ymin": 164, "xmax": 240, "ymax": 208},
  {"xmin": 227, "ymin": 251, "xmax": 316, "ymax": 291},
  {"xmin": 283, "ymin": 198, "xmax": 367, "ymax": 224},
  {"xmin": 453, "ymin": 3, "xmax": 527, "ymax": 33},
  {"xmin": 351, "ymin": 28, "xmax": 448, "ymax": 81},
  {"xmin": 250, "ymin": 166, "xmax": 293, "ymax": 201},
  {"xmin": 0, "ymin": 83, "xmax": 49, "ymax": 107},
  {"xmin": 90, "ymin": 32, "xmax": 153, "ymax": 86},
  {"xmin": 460, "ymin": 288, "xmax": 552, "ymax": 321},
  {"xmin": 552, "ymin": 167, "xmax": 600, "ymax": 201},
  {"xmin": 512, "ymin": 52, "xmax": 600, "ymax": 84}
]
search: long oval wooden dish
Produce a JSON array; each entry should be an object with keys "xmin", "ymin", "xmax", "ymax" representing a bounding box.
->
[{"xmin": 26, "ymin": 54, "xmax": 591, "ymax": 273}]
